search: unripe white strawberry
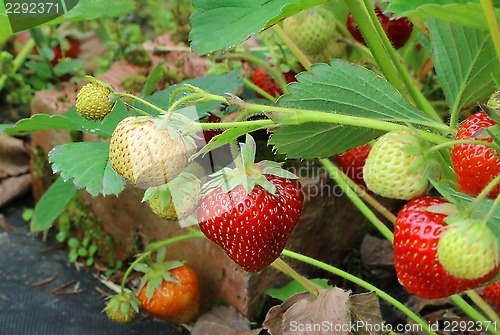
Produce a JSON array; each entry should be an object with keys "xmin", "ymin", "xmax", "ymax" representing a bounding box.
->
[
  {"xmin": 109, "ymin": 116, "xmax": 191, "ymax": 189},
  {"xmin": 146, "ymin": 173, "xmax": 202, "ymax": 221},
  {"xmin": 363, "ymin": 130, "xmax": 429, "ymax": 200},
  {"xmin": 282, "ymin": 8, "xmax": 335, "ymax": 55},
  {"xmin": 76, "ymin": 81, "xmax": 115, "ymax": 121},
  {"xmin": 307, "ymin": 39, "xmax": 346, "ymax": 64},
  {"xmin": 438, "ymin": 221, "xmax": 499, "ymax": 280}
]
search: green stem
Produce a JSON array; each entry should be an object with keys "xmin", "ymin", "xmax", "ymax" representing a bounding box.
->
[
  {"xmin": 115, "ymin": 92, "xmax": 167, "ymax": 116},
  {"xmin": 466, "ymin": 290, "xmax": 500, "ymax": 325},
  {"xmin": 198, "ymin": 119, "xmax": 275, "ymax": 130},
  {"xmin": 281, "ymin": 249, "xmax": 438, "ymax": 335},
  {"xmin": 347, "ymin": 0, "xmax": 441, "ymax": 122},
  {"xmin": 450, "ymin": 295, "xmax": 500, "ymax": 335},
  {"xmin": 221, "ymin": 53, "xmax": 290, "ymax": 95},
  {"xmin": 272, "ymin": 24, "xmax": 312, "ymax": 71},
  {"xmin": 165, "ymin": 93, "xmax": 210, "ymax": 117},
  {"xmin": 464, "ymin": 173, "xmax": 500, "ymax": 218},
  {"xmin": 271, "ymin": 258, "xmax": 321, "ymax": 296},
  {"xmin": 481, "ymin": 0, "xmax": 500, "ymax": 64},
  {"xmin": 120, "ymin": 231, "xmax": 205, "ymax": 291},
  {"xmin": 428, "ymin": 139, "xmax": 500, "ymax": 153},
  {"xmin": 321, "ymin": 159, "xmax": 394, "ymax": 242},
  {"xmin": 242, "ymin": 77, "xmax": 276, "ymax": 102}
]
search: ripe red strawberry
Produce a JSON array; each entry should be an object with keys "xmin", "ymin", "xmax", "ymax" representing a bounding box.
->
[
  {"xmin": 138, "ymin": 262, "xmax": 200, "ymax": 323},
  {"xmin": 482, "ymin": 281, "xmax": 500, "ymax": 311},
  {"xmin": 336, "ymin": 143, "xmax": 371, "ymax": 190},
  {"xmin": 347, "ymin": 6, "xmax": 413, "ymax": 49},
  {"xmin": 451, "ymin": 112, "xmax": 500, "ymax": 198},
  {"xmin": 253, "ymin": 66, "xmax": 297, "ymax": 99},
  {"xmin": 33, "ymin": 37, "xmax": 80, "ymax": 66},
  {"xmin": 394, "ymin": 195, "xmax": 497, "ymax": 299},
  {"xmin": 197, "ymin": 135, "xmax": 304, "ymax": 272}
]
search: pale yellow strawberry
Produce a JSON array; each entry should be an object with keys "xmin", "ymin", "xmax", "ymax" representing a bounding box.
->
[
  {"xmin": 438, "ymin": 221, "xmax": 499, "ymax": 280},
  {"xmin": 109, "ymin": 116, "xmax": 190, "ymax": 189},
  {"xmin": 363, "ymin": 131, "xmax": 429, "ymax": 200},
  {"xmin": 307, "ymin": 39, "xmax": 346, "ymax": 64}
]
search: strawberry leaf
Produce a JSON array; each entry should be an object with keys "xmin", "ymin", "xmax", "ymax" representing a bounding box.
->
[
  {"xmin": 0, "ymin": 114, "xmax": 83, "ymax": 136},
  {"xmin": 387, "ymin": 1, "xmax": 500, "ymax": 30},
  {"xmin": 428, "ymin": 19, "xmax": 497, "ymax": 117},
  {"xmin": 31, "ymin": 176, "xmax": 82, "ymax": 233},
  {"xmin": 265, "ymin": 278, "xmax": 330, "ymax": 302},
  {"xmin": 269, "ymin": 60, "xmax": 438, "ymax": 158},
  {"xmin": 189, "ymin": 0, "xmax": 290, "ymax": 55},
  {"xmin": 48, "ymin": 142, "xmax": 125, "ymax": 197}
]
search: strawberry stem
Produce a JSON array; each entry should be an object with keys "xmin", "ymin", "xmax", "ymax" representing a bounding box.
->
[
  {"xmin": 466, "ymin": 290, "xmax": 500, "ymax": 325},
  {"xmin": 281, "ymin": 249, "xmax": 438, "ymax": 335},
  {"xmin": 320, "ymin": 158, "xmax": 395, "ymax": 242},
  {"xmin": 271, "ymin": 258, "xmax": 320, "ymax": 297},
  {"xmin": 449, "ymin": 295, "xmax": 500, "ymax": 335},
  {"xmin": 115, "ymin": 92, "xmax": 166, "ymax": 116},
  {"xmin": 480, "ymin": 0, "xmax": 500, "ymax": 64},
  {"xmin": 242, "ymin": 77, "xmax": 276, "ymax": 102},
  {"xmin": 464, "ymin": 173, "xmax": 500, "ymax": 218},
  {"xmin": 119, "ymin": 230, "xmax": 205, "ymax": 291},
  {"xmin": 271, "ymin": 25, "xmax": 312, "ymax": 71},
  {"xmin": 428, "ymin": 139, "xmax": 500, "ymax": 154},
  {"xmin": 220, "ymin": 53, "xmax": 290, "ymax": 95}
]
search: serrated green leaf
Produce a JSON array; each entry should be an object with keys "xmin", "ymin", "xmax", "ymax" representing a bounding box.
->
[
  {"xmin": 48, "ymin": 142, "xmax": 125, "ymax": 196},
  {"xmin": 265, "ymin": 278, "xmax": 331, "ymax": 301},
  {"xmin": 189, "ymin": 0, "xmax": 292, "ymax": 55},
  {"xmin": 387, "ymin": 1, "xmax": 500, "ymax": 30},
  {"xmin": 428, "ymin": 20, "xmax": 497, "ymax": 117},
  {"xmin": 31, "ymin": 176, "xmax": 81, "ymax": 233},
  {"xmin": 1, "ymin": 114, "xmax": 83, "ymax": 136},
  {"xmin": 269, "ymin": 60, "xmax": 438, "ymax": 158},
  {"xmin": 270, "ymin": 124, "xmax": 381, "ymax": 159},
  {"xmin": 63, "ymin": 101, "xmax": 131, "ymax": 138},
  {"xmin": 266, "ymin": 0, "xmax": 328, "ymax": 26}
]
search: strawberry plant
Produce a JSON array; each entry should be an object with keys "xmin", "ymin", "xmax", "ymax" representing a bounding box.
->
[{"xmin": 2, "ymin": 0, "xmax": 500, "ymax": 333}]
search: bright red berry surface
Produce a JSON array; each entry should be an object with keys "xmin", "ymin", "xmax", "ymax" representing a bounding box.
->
[
  {"xmin": 394, "ymin": 195, "xmax": 497, "ymax": 299},
  {"xmin": 483, "ymin": 281, "xmax": 500, "ymax": 311},
  {"xmin": 198, "ymin": 175, "xmax": 303, "ymax": 272},
  {"xmin": 452, "ymin": 112, "xmax": 500, "ymax": 198},
  {"xmin": 336, "ymin": 143, "xmax": 371, "ymax": 190},
  {"xmin": 252, "ymin": 66, "xmax": 297, "ymax": 99}
]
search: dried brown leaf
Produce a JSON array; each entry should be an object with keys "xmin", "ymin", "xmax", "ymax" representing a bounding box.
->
[
  {"xmin": 349, "ymin": 292, "xmax": 387, "ymax": 335},
  {"xmin": 191, "ymin": 306, "xmax": 262, "ymax": 335},
  {"xmin": 263, "ymin": 287, "xmax": 351, "ymax": 335}
]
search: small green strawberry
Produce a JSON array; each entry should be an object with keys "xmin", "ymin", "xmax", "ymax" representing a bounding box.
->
[
  {"xmin": 307, "ymin": 39, "xmax": 346, "ymax": 64},
  {"xmin": 363, "ymin": 131, "xmax": 429, "ymax": 200},
  {"xmin": 437, "ymin": 220, "xmax": 499, "ymax": 280},
  {"xmin": 109, "ymin": 115, "xmax": 195, "ymax": 189},
  {"xmin": 144, "ymin": 172, "xmax": 202, "ymax": 221},
  {"xmin": 282, "ymin": 8, "xmax": 335, "ymax": 55},
  {"xmin": 76, "ymin": 79, "xmax": 115, "ymax": 121},
  {"xmin": 487, "ymin": 90, "xmax": 500, "ymax": 110},
  {"xmin": 104, "ymin": 290, "xmax": 140, "ymax": 324}
]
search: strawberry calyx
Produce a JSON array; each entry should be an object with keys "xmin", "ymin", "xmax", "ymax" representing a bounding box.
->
[
  {"xmin": 201, "ymin": 134, "xmax": 298, "ymax": 196},
  {"xmin": 104, "ymin": 290, "xmax": 140, "ymax": 323},
  {"xmin": 135, "ymin": 256, "xmax": 185, "ymax": 301}
]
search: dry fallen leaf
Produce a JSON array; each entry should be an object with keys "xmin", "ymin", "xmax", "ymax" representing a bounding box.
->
[
  {"xmin": 263, "ymin": 287, "xmax": 350, "ymax": 335},
  {"xmin": 360, "ymin": 235, "xmax": 394, "ymax": 266},
  {"xmin": 0, "ymin": 134, "xmax": 31, "ymax": 207},
  {"xmin": 349, "ymin": 292, "xmax": 387, "ymax": 335},
  {"xmin": 191, "ymin": 306, "xmax": 262, "ymax": 335}
]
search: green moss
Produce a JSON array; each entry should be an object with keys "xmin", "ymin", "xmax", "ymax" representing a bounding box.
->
[
  {"xmin": 64, "ymin": 198, "xmax": 125, "ymax": 268},
  {"xmin": 120, "ymin": 74, "xmax": 147, "ymax": 93}
]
